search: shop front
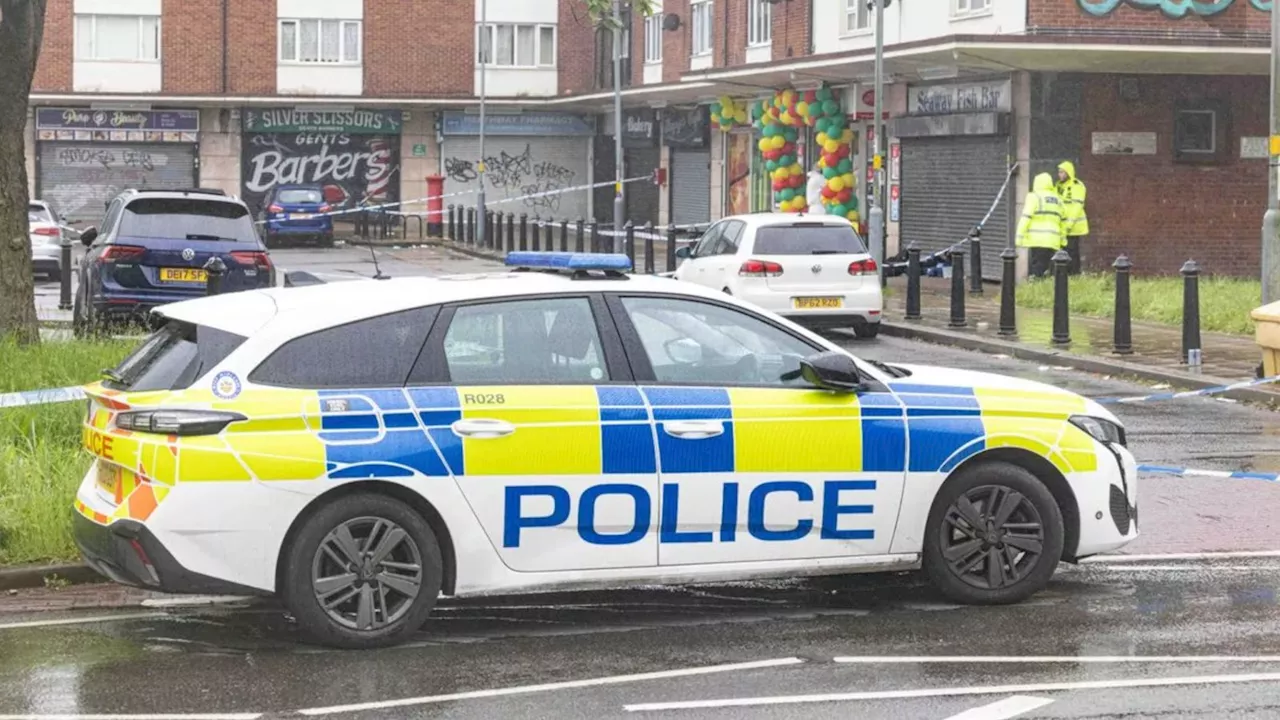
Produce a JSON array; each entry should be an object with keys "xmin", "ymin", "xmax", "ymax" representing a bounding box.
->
[
  {"xmin": 34, "ymin": 107, "xmax": 200, "ymax": 225},
  {"xmin": 893, "ymin": 77, "xmax": 1013, "ymax": 280},
  {"xmin": 596, "ymin": 109, "xmax": 661, "ymax": 226},
  {"xmin": 663, "ymin": 106, "xmax": 711, "ymax": 226},
  {"xmin": 240, "ymin": 108, "xmax": 403, "ymax": 219},
  {"xmin": 441, "ymin": 112, "xmax": 595, "ymax": 222}
]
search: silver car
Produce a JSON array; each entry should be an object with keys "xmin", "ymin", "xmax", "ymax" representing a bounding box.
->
[{"xmin": 28, "ymin": 200, "xmax": 70, "ymax": 280}]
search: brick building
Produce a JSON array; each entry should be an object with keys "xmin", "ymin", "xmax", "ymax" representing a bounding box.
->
[{"xmin": 23, "ymin": 0, "xmax": 1275, "ymax": 276}]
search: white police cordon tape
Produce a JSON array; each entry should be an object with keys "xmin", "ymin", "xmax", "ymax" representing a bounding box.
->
[
  {"xmin": 1094, "ymin": 375, "xmax": 1280, "ymax": 405},
  {"xmin": 0, "ymin": 386, "xmax": 85, "ymax": 409},
  {"xmin": 1138, "ymin": 464, "xmax": 1280, "ymax": 482}
]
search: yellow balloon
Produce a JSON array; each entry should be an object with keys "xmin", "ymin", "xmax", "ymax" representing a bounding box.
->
[
  {"xmin": 824, "ymin": 139, "xmax": 839, "ymax": 154},
  {"xmin": 779, "ymin": 112, "xmax": 793, "ymax": 126},
  {"xmin": 816, "ymin": 132, "xmax": 829, "ymax": 146},
  {"xmin": 773, "ymin": 95, "xmax": 784, "ymax": 108},
  {"xmin": 847, "ymin": 210, "xmax": 859, "ymax": 221},
  {"xmin": 774, "ymin": 135, "xmax": 788, "ymax": 150},
  {"xmin": 737, "ymin": 109, "xmax": 748, "ymax": 123},
  {"xmin": 782, "ymin": 89, "xmax": 796, "ymax": 106},
  {"xmin": 841, "ymin": 128, "xmax": 855, "ymax": 143},
  {"xmin": 842, "ymin": 173, "xmax": 856, "ymax": 187},
  {"xmin": 796, "ymin": 101, "xmax": 810, "ymax": 117},
  {"xmin": 758, "ymin": 138, "xmax": 770, "ymax": 152},
  {"xmin": 828, "ymin": 176, "xmax": 845, "ymax": 192},
  {"xmin": 817, "ymin": 158, "xmax": 826, "ymax": 169},
  {"xmin": 790, "ymin": 164, "xmax": 803, "ymax": 176},
  {"xmin": 711, "ymin": 113, "xmax": 721, "ymax": 124}
]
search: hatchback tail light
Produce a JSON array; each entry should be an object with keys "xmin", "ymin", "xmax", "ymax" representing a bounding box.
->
[
  {"xmin": 739, "ymin": 259, "xmax": 784, "ymax": 277},
  {"xmin": 848, "ymin": 258, "xmax": 878, "ymax": 276},
  {"xmin": 32, "ymin": 226, "xmax": 60, "ymax": 237},
  {"xmin": 267, "ymin": 204, "xmax": 284, "ymax": 214},
  {"xmin": 319, "ymin": 204, "xmax": 332, "ymax": 213},
  {"xmin": 231, "ymin": 250, "xmax": 274, "ymax": 272},
  {"xmin": 99, "ymin": 245, "xmax": 146, "ymax": 263},
  {"xmin": 116, "ymin": 409, "xmax": 246, "ymax": 436}
]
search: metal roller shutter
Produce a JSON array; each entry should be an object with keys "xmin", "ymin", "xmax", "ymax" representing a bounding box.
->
[
  {"xmin": 38, "ymin": 142, "xmax": 198, "ymax": 226},
  {"xmin": 670, "ymin": 149, "xmax": 710, "ymax": 226},
  {"xmin": 899, "ymin": 136, "xmax": 1010, "ymax": 281},
  {"xmin": 441, "ymin": 137, "xmax": 591, "ymax": 222}
]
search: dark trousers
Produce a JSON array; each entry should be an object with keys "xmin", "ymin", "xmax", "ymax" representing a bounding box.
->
[
  {"xmin": 1066, "ymin": 235, "xmax": 1086, "ymax": 275},
  {"xmin": 1029, "ymin": 248, "xmax": 1055, "ymax": 278}
]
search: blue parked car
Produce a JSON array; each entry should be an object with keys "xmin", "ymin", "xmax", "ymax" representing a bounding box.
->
[
  {"xmin": 74, "ymin": 188, "xmax": 275, "ymax": 335},
  {"xmin": 260, "ymin": 184, "xmax": 335, "ymax": 247}
]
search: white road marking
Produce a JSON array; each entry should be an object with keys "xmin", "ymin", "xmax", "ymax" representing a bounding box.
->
[
  {"xmin": 623, "ymin": 671, "xmax": 1280, "ymax": 712},
  {"xmin": 943, "ymin": 695, "xmax": 1055, "ymax": 720},
  {"xmin": 834, "ymin": 655, "xmax": 1280, "ymax": 664},
  {"xmin": 296, "ymin": 657, "xmax": 805, "ymax": 716},
  {"xmin": 0, "ymin": 612, "xmax": 167, "ymax": 631},
  {"xmin": 1089, "ymin": 565, "xmax": 1277, "ymax": 571},
  {"xmin": 0, "ymin": 714, "xmax": 259, "ymax": 720},
  {"xmin": 139, "ymin": 596, "xmax": 254, "ymax": 608},
  {"xmin": 0, "ymin": 707, "xmax": 259, "ymax": 712},
  {"xmin": 1082, "ymin": 550, "xmax": 1280, "ymax": 563}
]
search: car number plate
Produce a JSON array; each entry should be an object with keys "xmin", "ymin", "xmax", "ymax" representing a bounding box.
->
[
  {"xmin": 159, "ymin": 267, "xmax": 208, "ymax": 283},
  {"xmin": 793, "ymin": 297, "xmax": 843, "ymax": 309},
  {"xmin": 289, "ymin": 213, "xmax": 313, "ymax": 220},
  {"xmin": 96, "ymin": 462, "xmax": 120, "ymax": 497}
]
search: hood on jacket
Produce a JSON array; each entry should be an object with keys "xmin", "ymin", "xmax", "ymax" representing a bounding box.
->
[
  {"xmin": 1058, "ymin": 161, "xmax": 1076, "ymax": 182},
  {"xmin": 1032, "ymin": 172, "xmax": 1055, "ymax": 193}
]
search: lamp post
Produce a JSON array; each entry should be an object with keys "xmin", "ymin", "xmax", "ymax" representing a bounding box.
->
[
  {"xmin": 612, "ymin": 0, "xmax": 626, "ymax": 252},
  {"xmin": 1264, "ymin": 0, "xmax": 1280, "ymax": 305},
  {"xmin": 868, "ymin": 0, "xmax": 887, "ymax": 286},
  {"xmin": 477, "ymin": 0, "xmax": 489, "ymax": 249}
]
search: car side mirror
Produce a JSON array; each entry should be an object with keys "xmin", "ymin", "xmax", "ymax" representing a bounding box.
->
[
  {"xmin": 800, "ymin": 351, "xmax": 866, "ymax": 392},
  {"xmin": 79, "ymin": 227, "xmax": 98, "ymax": 246},
  {"xmin": 675, "ymin": 245, "xmax": 692, "ymax": 260}
]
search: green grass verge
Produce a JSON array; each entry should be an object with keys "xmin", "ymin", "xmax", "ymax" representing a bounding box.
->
[
  {"xmin": 0, "ymin": 338, "xmax": 134, "ymax": 566},
  {"xmin": 1015, "ymin": 274, "xmax": 1261, "ymax": 336}
]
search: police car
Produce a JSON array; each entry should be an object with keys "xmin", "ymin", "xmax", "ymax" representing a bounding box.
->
[{"xmin": 73, "ymin": 252, "xmax": 1138, "ymax": 649}]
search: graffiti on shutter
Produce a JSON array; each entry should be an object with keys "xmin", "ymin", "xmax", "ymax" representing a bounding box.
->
[{"xmin": 39, "ymin": 142, "xmax": 196, "ymax": 225}]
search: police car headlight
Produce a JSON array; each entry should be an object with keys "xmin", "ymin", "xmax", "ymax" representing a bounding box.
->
[{"xmin": 1070, "ymin": 415, "xmax": 1125, "ymax": 447}]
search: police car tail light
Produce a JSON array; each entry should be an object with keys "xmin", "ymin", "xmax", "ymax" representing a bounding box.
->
[
  {"xmin": 848, "ymin": 258, "xmax": 878, "ymax": 276},
  {"xmin": 230, "ymin": 250, "xmax": 273, "ymax": 272},
  {"xmin": 116, "ymin": 409, "xmax": 246, "ymax": 436},
  {"xmin": 739, "ymin": 259, "xmax": 783, "ymax": 277}
]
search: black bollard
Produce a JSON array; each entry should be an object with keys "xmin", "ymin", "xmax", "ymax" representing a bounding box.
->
[
  {"xmin": 519, "ymin": 214, "xmax": 529, "ymax": 251},
  {"xmin": 624, "ymin": 221, "xmax": 636, "ymax": 267},
  {"xmin": 969, "ymin": 231, "xmax": 983, "ymax": 295},
  {"xmin": 560, "ymin": 219, "xmax": 569, "ymax": 252},
  {"xmin": 575, "ymin": 218, "xmax": 585, "ymax": 253},
  {"xmin": 467, "ymin": 208, "xmax": 476, "ymax": 244},
  {"xmin": 1051, "ymin": 249, "xmax": 1071, "ymax": 345},
  {"xmin": 948, "ymin": 247, "xmax": 967, "ymax": 328},
  {"xmin": 203, "ymin": 256, "xmax": 227, "ymax": 296},
  {"xmin": 531, "ymin": 216, "xmax": 541, "ymax": 251},
  {"xmin": 506, "ymin": 213, "xmax": 516, "ymax": 254},
  {"xmin": 1113, "ymin": 255, "xmax": 1133, "ymax": 355},
  {"xmin": 905, "ymin": 243, "xmax": 922, "ymax": 321},
  {"xmin": 643, "ymin": 222, "xmax": 655, "ymax": 274},
  {"xmin": 58, "ymin": 237, "xmax": 73, "ymax": 310},
  {"xmin": 495, "ymin": 211, "xmax": 504, "ymax": 249},
  {"xmin": 588, "ymin": 220, "xmax": 599, "ymax": 253},
  {"xmin": 666, "ymin": 225, "xmax": 678, "ymax": 272},
  {"xmin": 998, "ymin": 247, "xmax": 1018, "ymax": 337},
  {"xmin": 1181, "ymin": 259, "xmax": 1202, "ymax": 366},
  {"xmin": 448, "ymin": 205, "xmax": 456, "ymax": 241},
  {"xmin": 485, "ymin": 210, "xmax": 494, "ymax": 250}
]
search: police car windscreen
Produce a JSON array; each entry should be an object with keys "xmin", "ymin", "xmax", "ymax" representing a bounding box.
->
[
  {"xmin": 754, "ymin": 224, "xmax": 866, "ymax": 255},
  {"xmin": 119, "ymin": 198, "xmax": 257, "ymax": 242},
  {"xmin": 105, "ymin": 321, "xmax": 247, "ymax": 392}
]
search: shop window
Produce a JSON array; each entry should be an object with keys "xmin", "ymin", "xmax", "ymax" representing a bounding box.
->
[
  {"xmin": 279, "ymin": 19, "xmax": 361, "ymax": 64},
  {"xmin": 74, "ymin": 14, "xmax": 160, "ymax": 62},
  {"xmin": 1173, "ymin": 101, "xmax": 1228, "ymax": 164}
]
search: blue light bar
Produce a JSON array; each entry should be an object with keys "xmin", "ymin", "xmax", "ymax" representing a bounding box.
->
[{"xmin": 504, "ymin": 251, "xmax": 633, "ymax": 272}]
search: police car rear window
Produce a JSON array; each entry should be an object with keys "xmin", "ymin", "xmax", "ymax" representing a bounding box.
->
[
  {"xmin": 106, "ymin": 321, "xmax": 247, "ymax": 392},
  {"xmin": 754, "ymin": 224, "xmax": 866, "ymax": 255}
]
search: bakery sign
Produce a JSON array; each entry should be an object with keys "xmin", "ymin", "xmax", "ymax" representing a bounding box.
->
[{"xmin": 908, "ymin": 79, "xmax": 1011, "ymax": 116}]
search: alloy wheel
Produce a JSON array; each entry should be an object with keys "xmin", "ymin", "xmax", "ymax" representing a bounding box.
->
[
  {"xmin": 311, "ymin": 516, "xmax": 424, "ymax": 631},
  {"xmin": 938, "ymin": 484, "xmax": 1046, "ymax": 590}
]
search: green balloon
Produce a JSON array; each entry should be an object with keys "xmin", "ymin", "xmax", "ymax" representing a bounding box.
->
[
  {"xmin": 711, "ymin": 103, "xmax": 723, "ymax": 116},
  {"xmin": 830, "ymin": 203, "xmax": 848, "ymax": 217},
  {"xmin": 783, "ymin": 129, "xmax": 798, "ymax": 142},
  {"xmin": 848, "ymin": 197, "xmax": 859, "ymax": 211},
  {"xmin": 766, "ymin": 160, "xmax": 779, "ymax": 172},
  {"xmin": 762, "ymin": 125, "xmax": 776, "ymax": 137},
  {"xmin": 780, "ymin": 188, "xmax": 797, "ymax": 202},
  {"xmin": 837, "ymin": 158, "xmax": 853, "ymax": 174},
  {"xmin": 823, "ymin": 167, "xmax": 837, "ymax": 179},
  {"xmin": 822, "ymin": 100, "xmax": 840, "ymax": 116},
  {"xmin": 817, "ymin": 87, "xmax": 833, "ymax": 102},
  {"xmin": 828, "ymin": 116, "xmax": 846, "ymax": 131},
  {"xmin": 779, "ymin": 154, "xmax": 794, "ymax": 167}
]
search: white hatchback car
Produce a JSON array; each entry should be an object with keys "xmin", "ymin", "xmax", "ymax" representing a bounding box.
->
[{"xmin": 673, "ymin": 213, "xmax": 883, "ymax": 338}]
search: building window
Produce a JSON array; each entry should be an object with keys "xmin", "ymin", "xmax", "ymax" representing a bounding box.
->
[
  {"xmin": 645, "ymin": 13, "xmax": 663, "ymax": 63},
  {"xmin": 1174, "ymin": 101, "xmax": 1227, "ymax": 163},
  {"xmin": 843, "ymin": 0, "xmax": 869, "ymax": 34},
  {"xmin": 478, "ymin": 23, "xmax": 557, "ymax": 68},
  {"xmin": 955, "ymin": 0, "xmax": 991, "ymax": 14},
  {"xmin": 74, "ymin": 15, "xmax": 160, "ymax": 61},
  {"xmin": 748, "ymin": 0, "xmax": 772, "ymax": 47},
  {"xmin": 279, "ymin": 19, "xmax": 362, "ymax": 64},
  {"xmin": 691, "ymin": 0, "xmax": 713, "ymax": 56}
]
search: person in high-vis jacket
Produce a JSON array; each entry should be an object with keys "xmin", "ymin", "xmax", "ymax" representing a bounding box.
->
[
  {"xmin": 1016, "ymin": 172, "xmax": 1066, "ymax": 278},
  {"xmin": 1056, "ymin": 160, "xmax": 1088, "ymax": 274}
]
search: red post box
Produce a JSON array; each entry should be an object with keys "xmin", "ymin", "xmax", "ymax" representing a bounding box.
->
[{"xmin": 426, "ymin": 175, "xmax": 445, "ymax": 237}]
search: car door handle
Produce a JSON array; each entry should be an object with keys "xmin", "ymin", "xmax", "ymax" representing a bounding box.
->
[
  {"xmin": 663, "ymin": 420, "xmax": 724, "ymax": 440},
  {"xmin": 451, "ymin": 418, "xmax": 516, "ymax": 439}
]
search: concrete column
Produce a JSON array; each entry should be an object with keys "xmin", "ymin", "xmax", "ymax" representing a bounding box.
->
[
  {"xmin": 398, "ymin": 111, "xmax": 437, "ymax": 210},
  {"xmin": 885, "ymin": 82, "xmax": 907, "ymax": 258},
  {"xmin": 709, "ymin": 131, "xmax": 724, "ymax": 221},
  {"xmin": 658, "ymin": 144, "xmax": 670, "ymax": 227},
  {"xmin": 198, "ymin": 108, "xmax": 241, "ymax": 197},
  {"xmin": 1013, "ymin": 70, "xmax": 1032, "ymax": 280}
]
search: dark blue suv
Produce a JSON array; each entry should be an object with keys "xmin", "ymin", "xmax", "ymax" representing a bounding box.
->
[
  {"xmin": 260, "ymin": 184, "xmax": 335, "ymax": 247},
  {"xmin": 74, "ymin": 189, "xmax": 275, "ymax": 335}
]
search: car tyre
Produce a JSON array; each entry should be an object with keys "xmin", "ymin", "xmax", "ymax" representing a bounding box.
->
[
  {"xmin": 853, "ymin": 323, "xmax": 880, "ymax": 339},
  {"xmin": 72, "ymin": 287, "xmax": 93, "ymax": 339},
  {"xmin": 282, "ymin": 492, "xmax": 443, "ymax": 649},
  {"xmin": 319, "ymin": 233, "xmax": 335, "ymax": 248},
  {"xmin": 922, "ymin": 460, "xmax": 1064, "ymax": 605}
]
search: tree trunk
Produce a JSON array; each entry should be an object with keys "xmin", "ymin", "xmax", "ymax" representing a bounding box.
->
[{"xmin": 0, "ymin": 1, "xmax": 47, "ymax": 344}]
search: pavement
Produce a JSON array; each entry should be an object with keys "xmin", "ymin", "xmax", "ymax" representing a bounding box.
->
[{"xmin": 7, "ymin": 332, "xmax": 1280, "ymax": 718}]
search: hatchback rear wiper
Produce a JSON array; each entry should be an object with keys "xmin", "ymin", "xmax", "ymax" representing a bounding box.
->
[
  {"xmin": 185, "ymin": 234, "xmax": 236, "ymax": 241},
  {"xmin": 810, "ymin": 249, "xmax": 840, "ymax": 255}
]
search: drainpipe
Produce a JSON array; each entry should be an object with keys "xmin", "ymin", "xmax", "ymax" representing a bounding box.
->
[
  {"xmin": 806, "ymin": 0, "xmax": 814, "ymax": 55},
  {"xmin": 221, "ymin": 0, "xmax": 229, "ymax": 93},
  {"xmin": 721, "ymin": 0, "xmax": 729, "ymax": 68}
]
